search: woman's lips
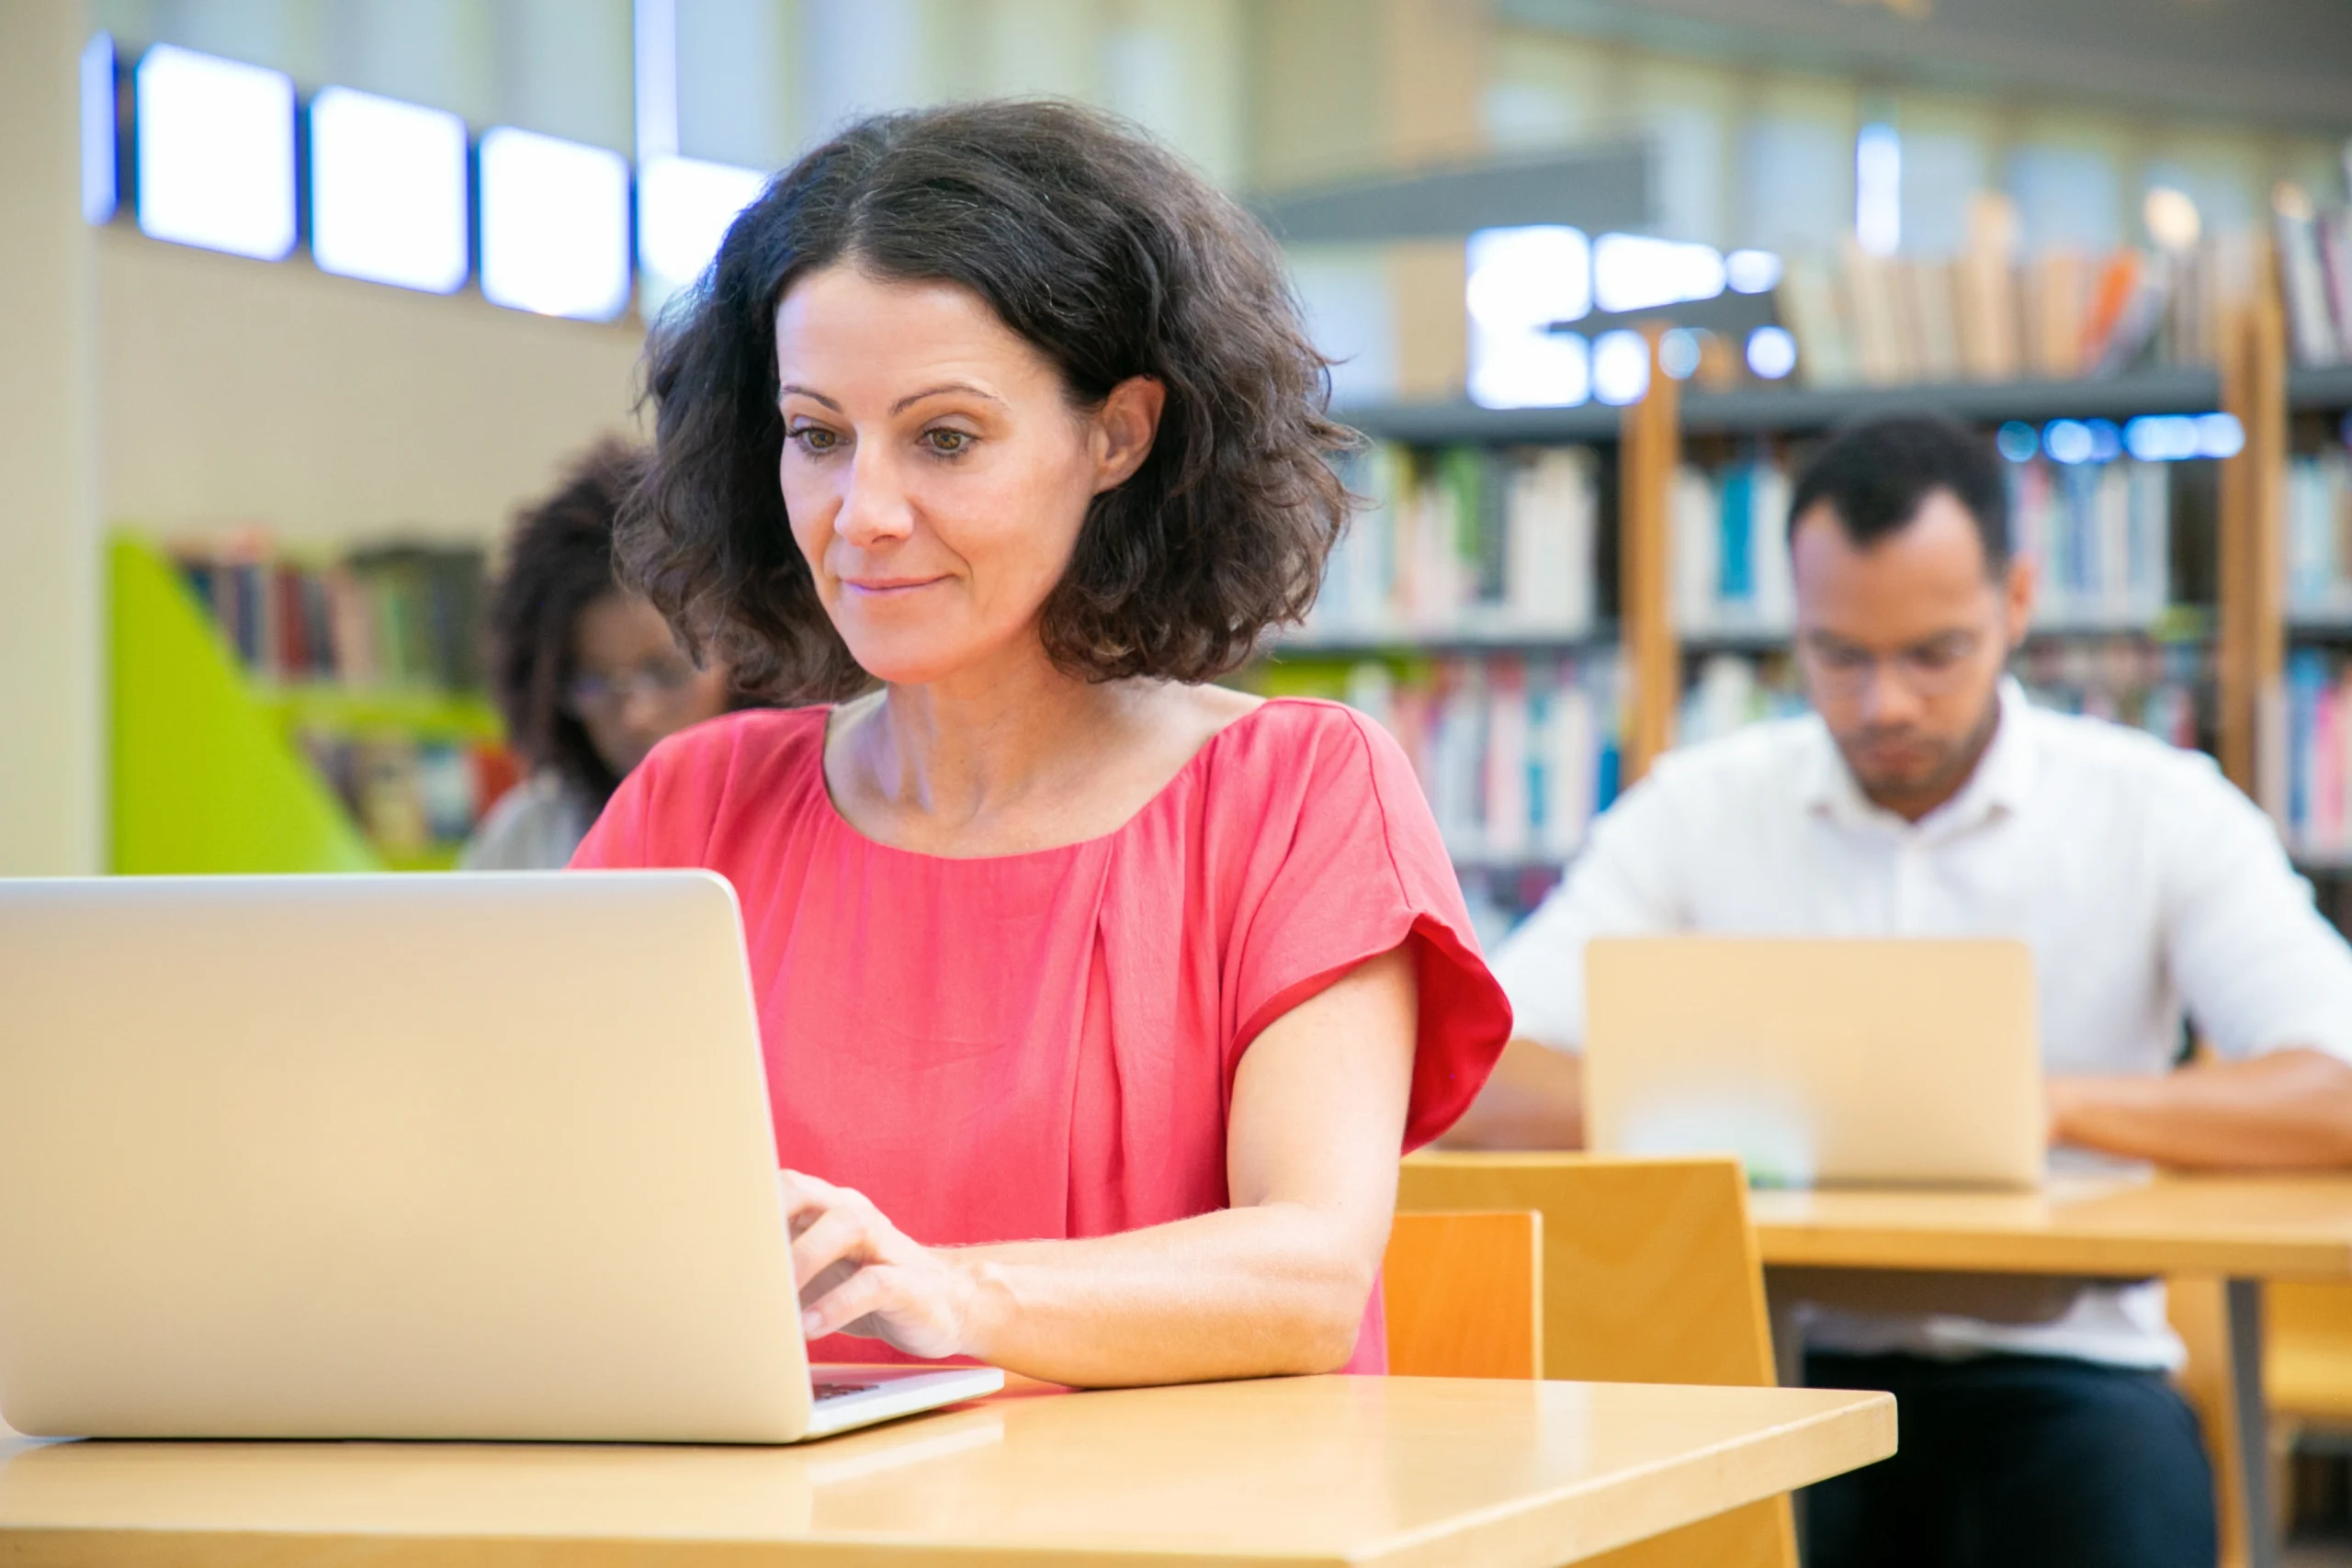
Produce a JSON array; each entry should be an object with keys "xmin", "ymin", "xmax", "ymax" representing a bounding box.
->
[{"xmin": 842, "ymin": 576, "xmax": 948, "ymax": 596}]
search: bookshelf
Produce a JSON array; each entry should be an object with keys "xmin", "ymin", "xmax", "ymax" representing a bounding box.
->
[
  {"xmin": 1287, "ymin": 304, "xmax": 2306, "ymax": 923},
  {"xmin": 109, "ymin": 534, "xmax": 512, "ymax": 874},
  {"xmin": 1342, "ymin": 368, "xmax": 2232, "ymax": 447}
]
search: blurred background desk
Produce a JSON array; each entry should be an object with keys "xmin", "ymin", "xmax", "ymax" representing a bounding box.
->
[
  {"xmin": 1753, "ymin": 1174, "xmax": 2352, "ymax": 1568},
  {"xmin": 0, "ymin": 1375, "xmax": 1892, "ymax": 1568}
]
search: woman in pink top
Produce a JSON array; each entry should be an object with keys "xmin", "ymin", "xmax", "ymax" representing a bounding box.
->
[{"xmin": 576, "ymin": 100, "xmax": 1510, "ymax": 1386}]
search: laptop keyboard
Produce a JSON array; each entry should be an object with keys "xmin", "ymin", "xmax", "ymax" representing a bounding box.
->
[{"xmin": 812, "ymin": 1380, "xmax": 879, "ymax": 1402}]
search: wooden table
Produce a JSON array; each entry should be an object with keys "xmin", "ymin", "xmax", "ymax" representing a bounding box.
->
[
  {"xmin": 1751, "ymin": 1172, "xmax": 2352, "ymax": 1568},
  {"xmin": 0, "ymin": 1375, "xmax": 1893, "ymax": 1567}
]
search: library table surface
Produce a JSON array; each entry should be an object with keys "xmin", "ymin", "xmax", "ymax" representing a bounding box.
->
[
  {"xmin": 0, "ymin": 1375, "xmax": 1894, "ymax": 1568},
  {"xmin": 1750, "ymin": 1172, "xmax": 2352, "ymax": 1568}
]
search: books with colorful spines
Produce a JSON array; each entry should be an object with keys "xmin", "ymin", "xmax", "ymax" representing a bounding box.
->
[
  {"xmin": 1839, "ymin": 237, "xmax": 1907, "ymax": 386},
  {"xmin": 2027, "ymin": 249, "xmax": 2090, "ymax": 378},
  {"xmin": 2082, "ymin": 250, "xmax": 2174, "ymax": 377},
  {"xmin": 1776, "ymin": 254, "xmax": 1855, "ymax": 388},
  {"xmin": 1531, "ymin": 658, "xmax": 1609, "ymax": 858},
  {"xmin": 1670, "ymin": 464, "xmax": 1717, "ymax": 630},
  {"xmin": 2287, "ymin": 649, "xmax": 2350, "ymax": 857},
  {"xmin": 2320, "ymin": 212, "xmax": 2352, "ymax": 360},
  {"xmin": 1905, "ymin": 257, "xmax": 1963, "ymax": 383},
  {"xmin": 1672, "ymin": 460, "xmax": 1795, "ymax": 635},
  {"xmin": 2008, "ymin": 457, "xmax": 2170, "ymax": 625},
  {"xmin": 1501, "ymin": 446, "xmax": 1598, "ymax": 635},
  {"xmin": 1955, "ymin": 192, "xmax": 2024, "ymax": 381},
  {"xmin": 1483, "ymin": 658, "xmax": 1531, "ymax": 861},
  {"xmin": 2287, "ymin": 449, "xmax": 2352, "ymax": 614},
  {"xmin": 1315, "ymin": 443, "xmax": 1402, "ymax": 632},
  {"xmin": 2277, "ymin": 186, "xmax": 2343, "ymax": 369}
]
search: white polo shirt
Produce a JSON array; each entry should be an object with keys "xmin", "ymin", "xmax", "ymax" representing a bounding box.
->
[{"xmin": 1493, "ymin": 677, "xmax": 2352, "ymax": 1368}]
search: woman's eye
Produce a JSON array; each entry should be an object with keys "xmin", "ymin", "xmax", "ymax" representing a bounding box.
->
[
  {"xmin": 922, "ymin": 428, "xmax": 973, "ymax": 456},
  {"xmin": 789, "ymin": 425, "xmax": 840, "ymax": 453}
]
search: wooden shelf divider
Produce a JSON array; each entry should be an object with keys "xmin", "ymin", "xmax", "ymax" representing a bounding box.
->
[{"xmin": 1618, "ymin": 328, "xmax": 1680, "ymax": 787}]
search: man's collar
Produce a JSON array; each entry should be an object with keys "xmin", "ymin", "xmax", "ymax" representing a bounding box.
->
[{"xmin": 1799, "ymin": 677, "xmax": 2037, "ymax": 833}]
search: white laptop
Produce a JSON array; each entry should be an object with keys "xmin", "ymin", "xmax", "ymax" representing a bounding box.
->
[
  {"xmin": 1583, "ymin": 936, "xmax": 2044, "ymax": 1190},
  {"xmin": 0, "ymin": 871, "xmax": 1002, "ymax": 1443}
]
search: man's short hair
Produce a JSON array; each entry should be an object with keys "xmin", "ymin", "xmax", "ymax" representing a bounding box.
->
[{"xmin": 1787, "ymin": 413, "xmax": 2009, "ymax": 576}]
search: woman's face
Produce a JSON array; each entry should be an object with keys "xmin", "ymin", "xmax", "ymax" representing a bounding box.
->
[
  {"xmin": 568, "ymin": 592, "xmax": 732, "ymax": 777},
  {"xmin": 773, "ymin": 265, "xmax": 1161, "ymax": 687}
]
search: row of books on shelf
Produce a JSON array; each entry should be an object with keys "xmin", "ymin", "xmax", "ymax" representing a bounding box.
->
[
  {"xmin": 173, "ymin": 536, "xmax": 490, "ymax": 691},
  {"xmin": 1777, "ymin": 212, "xmax": 2256, "ymax": 389},
  {"xmin": 1673, "ymin": 638, "xmax": 2202, "ymax": 756},
  {"xmin": 1312, "ymin": 445, "xmax": 1598, "ymax": 637},
  {"xmin": 2018, "ymin": 636, "xmax": 2205, "ymax": 751},
  {"xmin": 295, "ymin": 731, "xmax": 519, "ymax": 864},
  {"xmin": 1318, "ymin": 634, "xmax": 2200, "ymax": 879},
  {"xmin": 2011, "ymin": 456, "xmax": 2173, "ymax": 624},
  {"xmin": 1324, "ymin": 656, "xmax": 1623, "ymax": 863},
  {"xmin": 2288, "ymin": 447, "xmax": 2352, "ymax": 615},
  {"xmin": 1672, "ymin": 460, "xmax": 1794, "ymax": 635},
  {"xmin": 2287, "ymin": 649, "xmax": 2352, "ymax": 859},
  {"xmin": 1306, "ymin": 438, "xmax": 2180, "ymax": 644},
  {"xmin": 1671, "ymin": 451, "xmax": 2175, "ymax": 635},
  {"xmin": 2277, "ymin": 195, "xmax": 2352, "ymax": 371}
]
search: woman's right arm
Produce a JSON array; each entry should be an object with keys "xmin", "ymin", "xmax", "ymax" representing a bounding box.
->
[{"xmin": 777, "ymin": 945, "xmax": 1420, "ymax": 1386}]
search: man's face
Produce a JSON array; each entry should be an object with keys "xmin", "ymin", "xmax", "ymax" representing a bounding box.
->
[{"xmin": 1791, "ymin": 490, "xmax": 2034, "ymax": 817}]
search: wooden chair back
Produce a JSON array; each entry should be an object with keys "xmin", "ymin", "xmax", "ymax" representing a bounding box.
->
[
  {"xmin": 1399, "ymin": 1151, "xmax": 1794, "ymax": 1568},
  {"xmin": 1384, "ymin": 1210, "xmax": 1543, "ymax": 1380}
]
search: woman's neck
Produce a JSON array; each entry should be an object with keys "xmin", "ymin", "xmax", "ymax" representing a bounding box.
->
[
  {"xmin": 831, "ymin": 635, "xmax": 1141, "ymax": 845},
  {"xmin": 822, "ymin": 633, "xmax": 1259, "ymax": 860}
]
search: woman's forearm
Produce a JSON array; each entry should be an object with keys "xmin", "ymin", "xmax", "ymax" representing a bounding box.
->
[
  {"xmin": 948, "ymin": 1200, "xmax": 1376, "ymax": 1387},
  {"xmin": 2050, "ymin": 1047, "xmax": 2352, "ymax": 1169}
]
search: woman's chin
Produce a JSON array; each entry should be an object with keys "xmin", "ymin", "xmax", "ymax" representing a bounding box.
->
[{"xmin": 836, "ymin": 634, "xmax": 987, "ymax": 689}]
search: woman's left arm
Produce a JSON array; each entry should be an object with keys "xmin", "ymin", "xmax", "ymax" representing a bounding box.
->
[{"xmin": 780, "ymin": 944, "xmax": 1418, "ymax": 1387}]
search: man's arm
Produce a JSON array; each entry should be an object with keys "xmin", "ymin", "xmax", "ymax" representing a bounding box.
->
[
  {"xmin": 2051, "ymin": 1048, "xmax": 2352, "ymax": 1169},
  {"xmin": 2075, "ymin": 755, "xmax": 2352, "ymax": 1170}
]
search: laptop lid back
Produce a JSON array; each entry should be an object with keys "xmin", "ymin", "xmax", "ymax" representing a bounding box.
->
[
  {"xmin": 1584, "ymin": 936, "xmax": 2043, "ymax": 1189},
  {"xmin": 0, "ymin": 871, "xmax": 811, "ymax": 1441}
]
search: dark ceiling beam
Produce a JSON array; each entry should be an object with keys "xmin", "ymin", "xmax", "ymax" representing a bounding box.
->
[
  {"xmin": 1248, "ymin": 143, "xmax": 1654, "ymax": 243},
  {"xmin": 1499, "ymin": 0, "xmax": 2352, "ymax": 139}
]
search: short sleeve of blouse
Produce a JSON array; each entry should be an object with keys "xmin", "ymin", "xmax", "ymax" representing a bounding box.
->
[{"xmin": 1216, "ymin": 700, "xmax": 1512, "ymax": 1150}]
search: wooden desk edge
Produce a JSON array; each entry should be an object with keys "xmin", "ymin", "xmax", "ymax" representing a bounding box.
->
[
  {"xmin": 1752, "ymin": 1225, "xmax": 2352, "ymax": 1280},
  {"xmin": 0, "ymin": 1392, "xmax": 1898, "ymax": 1568}
]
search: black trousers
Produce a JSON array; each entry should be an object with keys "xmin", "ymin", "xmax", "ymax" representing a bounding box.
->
[{"xmin": 1804, "ymin": 1351, "xmax": 2218, "ymax": 1568}]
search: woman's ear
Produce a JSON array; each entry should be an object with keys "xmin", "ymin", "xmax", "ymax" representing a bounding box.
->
[{"xmin": 1090, "ymin": 376, "xmax": 1167, "ymax": 494}]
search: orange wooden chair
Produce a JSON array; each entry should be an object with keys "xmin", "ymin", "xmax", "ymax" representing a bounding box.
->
[
  {"xmin": 1384, "ymin": 1209, "xmax": 1544, "ymax": 1379},
  {"xmin": 1398, "ymin": 1151, "xmax": 1794, "ymax": 1568}
]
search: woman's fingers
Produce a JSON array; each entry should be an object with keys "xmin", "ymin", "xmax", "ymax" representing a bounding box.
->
[
  {"xmin": 788, "ymin": 1201, "xmax": 878, "ymax": 1294},
  {"xmin": 772, "ymin": 1168, "xmax": 968, "ymax": 1359},
  {"xmin": 800, "ymin": 1259, "xmax": 895, "ymax": 1339},
  {"xmin": 775, "ymin": 1168, "xmax": 847, "ymax": 1238}
]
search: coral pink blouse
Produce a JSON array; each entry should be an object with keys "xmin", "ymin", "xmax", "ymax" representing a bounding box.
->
[{"xmin": 571, "ymin": 697, "xmax": 1510, "ymax": 1371}]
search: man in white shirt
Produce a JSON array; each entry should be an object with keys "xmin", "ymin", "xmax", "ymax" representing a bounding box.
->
[{"xmin": 1458, "ymin": 414, "xmax": 2352, "ymax": 1568}]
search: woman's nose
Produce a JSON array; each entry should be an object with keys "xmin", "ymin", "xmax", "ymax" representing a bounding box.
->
[{"xmin": 834, "ymin": 447, "xmax": 916, "ymax": 547}]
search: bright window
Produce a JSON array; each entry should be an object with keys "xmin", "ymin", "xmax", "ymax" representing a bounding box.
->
[
  {"xmin": 638, "ymin": 153, "xmax": 765, "ymax": 308},
  {"xmin": 479, "ymin": 127, "xmax": 632, "ymax": 322},
  {"xmin": 310, "ymin": 87, "xmax": 469, "ymax": 294},
  {"xmin": 82, "ymin": 33, "xmax": 116, "ymax": 225},
  {"xmin": 135, "ymin": 43, "xmax": 297, "ymax": 261}
]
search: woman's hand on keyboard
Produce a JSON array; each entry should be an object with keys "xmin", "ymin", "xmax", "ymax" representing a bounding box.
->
[{"xmin": 778, "ymin": 1169, "xmax": 977, "ymax": 1359}]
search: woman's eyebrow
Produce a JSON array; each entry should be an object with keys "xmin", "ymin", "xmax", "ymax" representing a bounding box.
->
[
  {"xmin": 777, "ymin": 384, "xmax": 841, "ymax": 410},
  {"xmin": 891, "ymin": 382, "xmax": 1003, "ymax": 415}
]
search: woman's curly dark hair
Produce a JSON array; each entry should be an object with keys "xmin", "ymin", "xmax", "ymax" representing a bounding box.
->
[
  {"xmin": 486, "ymin": 439, "xmax": 643, "ymax": 808},
  {"xmin": 622, "ymin": 98, "xmax": 1356, "ymax": 701}
]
